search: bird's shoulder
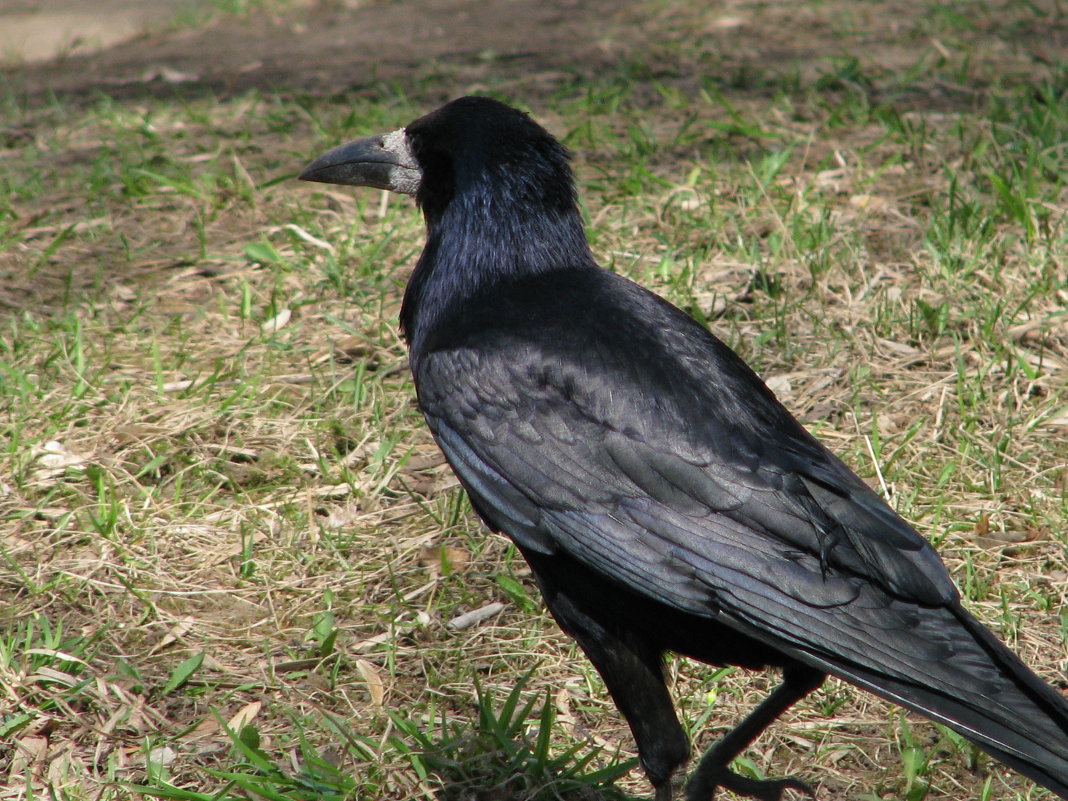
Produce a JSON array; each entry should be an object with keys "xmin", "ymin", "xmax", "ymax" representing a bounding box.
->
[{"xmin": 415, "ymin": 267, "xmax": 782, "ymax": 435}]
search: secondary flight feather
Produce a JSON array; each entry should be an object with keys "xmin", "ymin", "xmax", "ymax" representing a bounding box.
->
[{"xmin": 301, "ymin": 96, "xmax": 1068, "ymax": 800}]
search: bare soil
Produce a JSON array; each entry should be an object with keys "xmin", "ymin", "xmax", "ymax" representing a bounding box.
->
[
  {"xmin": 4, "ymin": 0, "xmax": 1065, "ymax": 112},
  {"xmin": 2, "ymin": 0, "xmax": 658, "ymax": 106}
]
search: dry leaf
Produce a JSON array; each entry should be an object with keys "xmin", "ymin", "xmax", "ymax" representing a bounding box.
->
[
  {"xmin": 182, "ymin": 716, "xmax": 221, "ymax": 742},
  {"xmin": 353, "ymin": 632, "xmax": 390, "ymax": 654},
  {"xmin": 555, "ymin": 686, "xmax": 575, "ymax": 724},
  {"xmin": 29, "ymin": 440, "xmax": 89, "ymax": 485},
  {"xmin": 228, "ymin": 701, "xmax": 262, "ymax": 731},
  {"xmin": 150, "ymin": 616, "xmax": 195, "ymax": 654},
  {"xmin": 13, "ymin": 736, "xmax": 49, "ymax": 771},
  {"xmin": 146, "ymin": 746, "xmax": 177, "ymax": 767},
  {"xmin": 357, "ymin": 659, "xmax": 385, "ymax": 706},
  {"xmin": 261, "ymin": 308, "xmax": 291, "ymax": 333},
  {"xmin": 419, "ymin": 544, "xmax": 471, "ymax": 573}
]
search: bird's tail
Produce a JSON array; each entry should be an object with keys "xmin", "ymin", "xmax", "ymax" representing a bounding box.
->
[{"xmin": 817, "ymin": 605, "xmax": 1068, "ymax": 798}]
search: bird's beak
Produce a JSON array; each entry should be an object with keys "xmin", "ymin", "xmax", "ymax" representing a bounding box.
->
[{"xmin": 299, "ymin": 128, "xmax": 421, "ymax": 196}]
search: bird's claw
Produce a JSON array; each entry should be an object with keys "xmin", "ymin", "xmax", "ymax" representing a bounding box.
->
[{"xmin": 684, "ymin": 766, "xmax": 813, "ymax": 801}]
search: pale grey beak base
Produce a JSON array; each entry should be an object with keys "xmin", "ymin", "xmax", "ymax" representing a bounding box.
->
[{"xmin": 299, "ymin": 128, "xmax": 421, "ymax": 196}]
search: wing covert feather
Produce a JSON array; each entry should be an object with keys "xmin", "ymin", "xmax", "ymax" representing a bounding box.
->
[{"xmin": 417, "ymin": 336, "xmax": 954, "ymax": 606}]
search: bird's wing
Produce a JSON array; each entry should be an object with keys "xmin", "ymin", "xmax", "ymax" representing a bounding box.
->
[
  {"xmin": 413, "ymin": 327, "xmax": 992, "ymax": 690},
  {"xmin": 416, "ymin": 301, "xmax": 956, "ymax": 600}
]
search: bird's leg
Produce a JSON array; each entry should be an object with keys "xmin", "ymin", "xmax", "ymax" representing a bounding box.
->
[
  {"xmin": 571, "ymin": 626, "xmax": 690, "ymax": 799},
  {"xmin": 685, "ymin": 665, "xmax": 824, "ymax": 801},
  {"xmin": 522, "ymin": 553, "xmax": 690, "ymax": 799},
  {"xmin": 655, "ymin": 777, "xmax": 679, "ymax": 801}
]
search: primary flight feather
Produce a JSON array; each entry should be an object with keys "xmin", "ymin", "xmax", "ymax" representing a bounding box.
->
[{"xmin": 301, "ymin": 96, "xmax": 1068, "ymax": 800}]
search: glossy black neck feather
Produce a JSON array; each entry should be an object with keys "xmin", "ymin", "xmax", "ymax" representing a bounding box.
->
[{"xmin": 399, "ymin": 110, "xmax": 597, "ymax": 356}]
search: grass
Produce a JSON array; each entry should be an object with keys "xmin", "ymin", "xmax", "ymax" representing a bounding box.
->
[{"xmin": 1, "ymin": 1, "xmax": 1067, "ymax": 799}]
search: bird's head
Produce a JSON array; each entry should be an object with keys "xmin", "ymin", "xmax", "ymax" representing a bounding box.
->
[
  {"xmin": 301, "ymin": 97, "xmax": 594, "ymax": 345},
  {"xmin": 300, "ymin": 96, "xmax": 577, "ymax": 223}
]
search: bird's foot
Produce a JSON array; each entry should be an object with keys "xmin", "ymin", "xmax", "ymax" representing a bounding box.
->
[{"xmin": 684, "ymin": 764, "xmax": 813, "ymax": 801}]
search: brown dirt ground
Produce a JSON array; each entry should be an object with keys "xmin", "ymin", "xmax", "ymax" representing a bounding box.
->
[
  {"xmin": 2, "ymin": 0, "xmax": 659, "ymax": 105},
  {"xmin": 3, "ymin": 0, "xmax": 1064, "ymax": 113}
]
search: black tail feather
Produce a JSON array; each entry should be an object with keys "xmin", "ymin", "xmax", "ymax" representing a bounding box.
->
[{"xmin": 816, "ymin": 606, "xmax": 1068, "ymax": 798}]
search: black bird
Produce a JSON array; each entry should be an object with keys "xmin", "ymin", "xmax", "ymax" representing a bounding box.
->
[{"xmin": 300, "ymin": 97, "xmax": 1068, "ymax": 800}]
